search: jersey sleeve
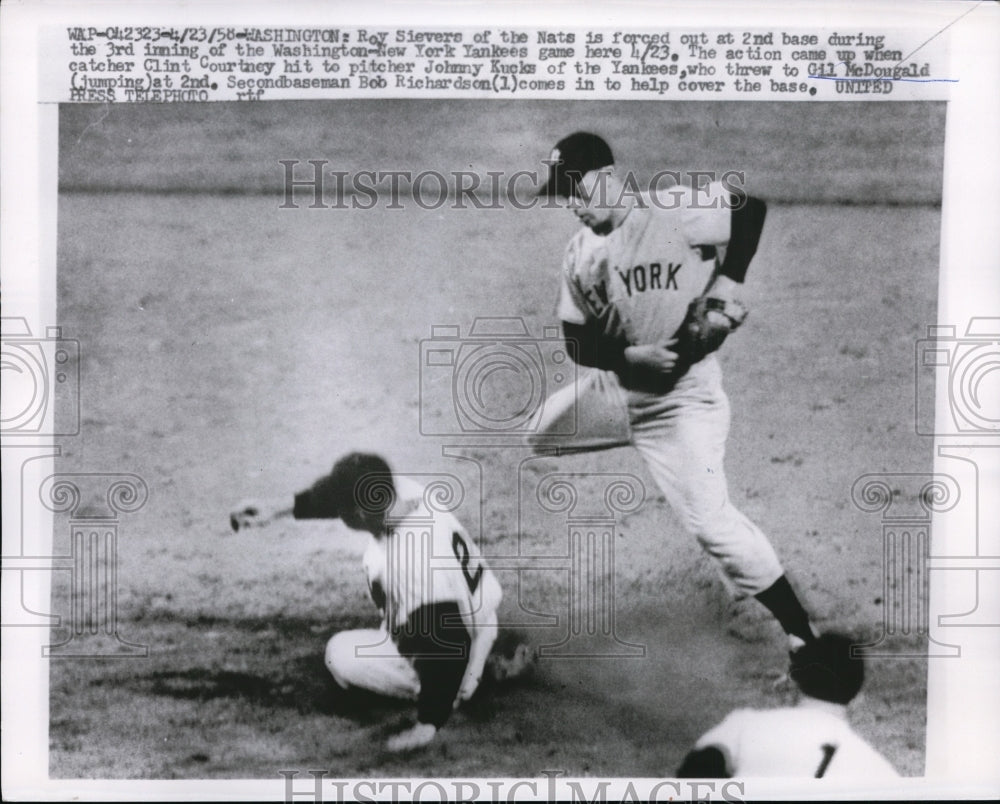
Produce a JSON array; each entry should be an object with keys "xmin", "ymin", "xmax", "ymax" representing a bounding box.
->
[
  {"xmin": 555, "ymin": 235, "xmax": 589, "ymax": 325},
  {"xmin": 692, "ymin": 710, "xmax": 745, "ymax": 775},
  {"xmin": 362, "ymin": 540, "xmax": 387, "ymax": 615},
  {"xmin": 679, "ymin": 181, "xmax": 732, "ymax": 247}
]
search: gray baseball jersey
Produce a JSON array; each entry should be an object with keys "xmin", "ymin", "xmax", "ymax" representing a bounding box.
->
[{"xmin": 557, "ymin": 183, "xmax": 732, "ymax": 347}]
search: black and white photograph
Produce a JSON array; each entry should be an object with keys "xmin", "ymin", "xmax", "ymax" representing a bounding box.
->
[{"xmin": 2, "ymin": 2, "xmax": 998, "ymax": 800}]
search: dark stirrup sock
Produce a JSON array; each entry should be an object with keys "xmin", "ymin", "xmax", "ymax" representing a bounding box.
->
[{"xmin": 754, "ymin": 575, "xmax": 816, "ymax": 645}]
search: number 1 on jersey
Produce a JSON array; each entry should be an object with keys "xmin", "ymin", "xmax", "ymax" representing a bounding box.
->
[{"xmin": 815, "ymin": 743, "xmax": 837, "ymax": 777}]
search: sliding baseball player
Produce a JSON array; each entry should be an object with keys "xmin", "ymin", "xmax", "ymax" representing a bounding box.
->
[{"xmin": 230, "ymin": 451, "xmax": 530, "ymax": 753}]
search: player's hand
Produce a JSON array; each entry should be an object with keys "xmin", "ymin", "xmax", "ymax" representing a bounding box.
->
[
  {"xmin": 455, "ymin": 673, "xmax": 481, "ymax": 707},
  {"xmin": 229, "ymin": 499, "xmax": 269, "ymax": 532},
  {"xmin": 385, "ymin": 722, "xmax": 437, "ymax": 753},
  {"xmin": 624, "ymin": 341, "xmax": 680, "ymax": 375}
]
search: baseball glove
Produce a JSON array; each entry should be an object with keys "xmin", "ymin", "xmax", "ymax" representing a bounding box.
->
[{"xmin": 673, "ymin": 296, "xmax": 749, "ymax": 365}]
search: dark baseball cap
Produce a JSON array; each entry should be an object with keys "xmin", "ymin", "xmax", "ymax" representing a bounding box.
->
[
  {"xmin": 789, "ymin": 632, "xmax": 865, "ymax": 705},
  {"xmin": 292, "ymin": 452, "xmax": 395, "ymax": 520},
  {"xmin": 537, "ymin": 131, "xmax": 614, "ymax": 198}
]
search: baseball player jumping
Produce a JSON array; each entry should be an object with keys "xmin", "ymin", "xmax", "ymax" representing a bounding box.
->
[
  {"xmin": 230, "ymin": 451, "xmax": 530, "ymax": 753},
  {"xmin": 677, "ymin": 633, "xmax": 899, "ymax": 777},
  {"xmin": 530, "ymin": 132, "xmax": 818, "ymax": 659}
]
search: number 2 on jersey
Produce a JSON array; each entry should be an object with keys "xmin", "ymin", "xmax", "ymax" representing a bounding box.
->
[{"xmin": 452, "ymin": 531, "xmax": 483, "ymax": 593}]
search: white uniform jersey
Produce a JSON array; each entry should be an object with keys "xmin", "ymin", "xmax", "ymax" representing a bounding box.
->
[
  {"xmin": 558, "ymin": 183, "xmax": 733, "ymax": 345},
  {"xmin": 693, "ymin": 702, "xmax": 900, "ymax": 778},
  {"xmin": 362, "ymin": 476, "xmax": 503, "ymax": 639}
]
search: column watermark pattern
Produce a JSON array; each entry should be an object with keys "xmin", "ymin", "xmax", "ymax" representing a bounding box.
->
[
  {"xmin": 850, "ymin": 472, "xmax": 960, "ymax": 658},
  {"xmin": 39, "ymin": 473, "xmax": 149, "ymax": 658}
]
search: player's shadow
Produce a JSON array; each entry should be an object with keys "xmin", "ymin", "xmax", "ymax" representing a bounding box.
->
[
  {"xmin": 122, "ymin": 619, "xmax": 537, "ymax": 728},
  {"xmin": 290, "ymin": 654, "xmax": 413, "ymax": 722},
  {"xmin": 130, "ymin": 657, "xmax": 411, "ymax": 724}
]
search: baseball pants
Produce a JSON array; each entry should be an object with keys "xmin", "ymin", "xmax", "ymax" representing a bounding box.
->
[
  {"xmin": 325, "ymin": 627, "xmax": 420, "ymax": 700},
  {"xmin": 325, "ymin": 602, "xmax": 475, "ymax": 728},
  {"xmin": 529, "ymin": 357, "xmax": 784, "ymax": 597}
]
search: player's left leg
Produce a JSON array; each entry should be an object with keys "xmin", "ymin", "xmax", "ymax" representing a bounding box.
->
[
  {"xmin": 324, "ymin": 628, "xmax": 420, "ymax": 700},
  {"xmin": 629, "ymin": 358, "xmax": 816, "ymax": 645}
]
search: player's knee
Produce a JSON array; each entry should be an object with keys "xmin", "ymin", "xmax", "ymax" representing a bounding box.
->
[
  {"xmin": 682, "ymin": 510, "xmax": 714, "ymax": 541},
  {"xmin": 324, "ymin": 632, "xmax": 355, "ymax": 689},
  {"xmin": 683, "ymin": 499, "xmax": 743, "ymax": 543}
]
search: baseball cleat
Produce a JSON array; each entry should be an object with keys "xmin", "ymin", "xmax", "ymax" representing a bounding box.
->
[{"xmin": 385, "ymin": 722, "xmax": 437, "ymax": 753}]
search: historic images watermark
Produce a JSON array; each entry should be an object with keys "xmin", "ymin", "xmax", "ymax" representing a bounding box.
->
[
  {"xmin": 278, "ymin": 161, "xmax": 748, "ymax": 210},
  {"xmin": 0, "ymin": 317, "xmax": 80, "ymax": 437},
  {"xmin": 419, "ymin": 318, "xmax": 574, "ymax": 437},
  {"xmin": 914, "ymin": 317, "xmax": 1000, "ymax": 437},
  {"xmin": 1, "ymin": 318, "xmax": 148, "ymax": 657},
  {"xmin": 278, "ymin": 768, "xmax": 747, "ymax": 802},
  {"xmin": 850, "ymin": 472, "xmax": 961, "ymax": 658},
  {"xmin": 848, "ymin": 317, "xmax": 1000, "ymax": 658},
  {"xmin": 2, "ymin": 468, "xmax": 150, "ymax": 658}
]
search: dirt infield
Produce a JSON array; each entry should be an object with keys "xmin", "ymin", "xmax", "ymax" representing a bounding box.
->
[{"xmin": 50, "ymin": 101, "xmax": 941, "ymax": 778}]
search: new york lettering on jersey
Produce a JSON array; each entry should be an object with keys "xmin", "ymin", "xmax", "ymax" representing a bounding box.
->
[{"xmin": 559, "ymin": 184, "xmax": 731, "ymax": 345}]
